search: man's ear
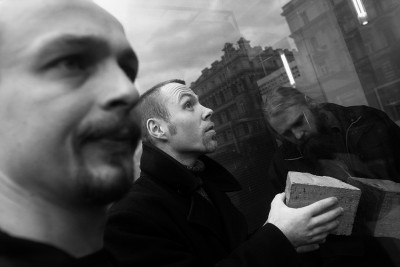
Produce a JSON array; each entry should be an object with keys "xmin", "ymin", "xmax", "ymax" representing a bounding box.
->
[{"xmin": 146, "ymin": 118, "xmax": 168, "ymax": 141}]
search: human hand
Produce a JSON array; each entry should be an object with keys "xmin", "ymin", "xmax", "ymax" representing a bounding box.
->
[{"xmin": 267, "ymin": 193, "xmax": 343, "ymax": 249}]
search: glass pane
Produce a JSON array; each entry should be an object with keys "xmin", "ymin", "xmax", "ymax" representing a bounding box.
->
[{"xmin": 97, "ymin": 1, "xmax": 400, "ymax": 261}]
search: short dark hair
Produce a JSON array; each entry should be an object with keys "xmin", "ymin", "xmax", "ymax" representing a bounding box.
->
[
  {"xmin": 263, "ymin": 86, "xmax": 317, "ymax": 122},
  {"xmin": 137, "ymin": 79, "xmax": 185, "ymax": 143}
]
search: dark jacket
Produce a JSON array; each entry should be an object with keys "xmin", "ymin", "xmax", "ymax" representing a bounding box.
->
[
  {"xmin": 0, "ymin": 230, "xmax": 116, "ymax": 267},
  {"xmin": 269, "ymin": 103, "xmax": 400, "ymax": 192},
  {"xmin": 267, "ymin": 103, "xmax": 400, "ymax": 267},
  {"xmin": 105, "ymin": 143, "xmax": 300, "ymax": 267}
]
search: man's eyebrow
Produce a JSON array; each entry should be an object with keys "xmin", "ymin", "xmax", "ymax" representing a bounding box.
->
[
  {"xmin": 178, "ymin": 92, "xmax": 197, "ymax": 102},
  {"xmin": 36, "ymin": 35, "xmax": 110, "ymax": 55}
]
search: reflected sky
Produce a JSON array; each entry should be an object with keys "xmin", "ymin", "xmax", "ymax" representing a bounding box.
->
[{"xmin": 94, "ymin": 0, "xmax": 292, "ymax": 92}]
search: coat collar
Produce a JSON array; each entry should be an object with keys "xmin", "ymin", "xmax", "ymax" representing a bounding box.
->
[
  {"xmin": 140, "ymin": 142, "xmax": 246, "ymax": 249},
  {"xmin": 140, "ymin": 142, "xmax": 241, "ymax": 196}
]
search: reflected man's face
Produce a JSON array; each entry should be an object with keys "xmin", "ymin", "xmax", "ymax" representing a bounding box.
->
[
  {"xmin": 159, "ymin": 83, "xmax": 218, "ymax": 156},
  {"xmin": 0, "ymin": 0, "xmax": 141, "ymax": 205},
  {"xmin": 269, "ymin": 104, "xmax": 318, "ymax": 145}
]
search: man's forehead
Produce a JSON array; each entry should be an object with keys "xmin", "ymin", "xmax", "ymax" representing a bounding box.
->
[
  {"xmin": 0, "ymin": 0, "xmax": 108, "ymax": 19},
  {"xmin": 0, "ymin": 0, "xmax": 123, "ymax": 39},
  {"xmin": 0, "ymin": 0, "xmax": 128, "ymax": 64},
  {"xmin": 161, "ymin": 83, "xmax": 196, "ymax": 101},
  {"xmin": 270, "ymin": 105, "xmax": 304, "ymax": 132}
]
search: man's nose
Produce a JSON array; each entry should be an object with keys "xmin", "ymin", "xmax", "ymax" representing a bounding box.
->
[
  {"xmin": 202, "ymin": 106, "xmax": 213, "ymax": 120},
  {"xmin": 100, "ymin": 63, "xmax": 140, "ymax": 111},
  {"xmin": 292, "ymin": 129, "xmax": 304, "ymax": 140}
]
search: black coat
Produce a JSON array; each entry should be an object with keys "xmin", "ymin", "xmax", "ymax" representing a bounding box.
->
[
  {"xmin": 105, "ymin": 143, "xmax": 300, "ymax": 267},
  {"xmin": 0, "ymin": 230, "xmax": 116, "ymax": 267},
  {"xmin": 266, "ymin": 103, "xmax": 400, "ymax": 267},
  {"xmin": 268, "ymin": 103, "xmax": 400, "ymax": 193}
]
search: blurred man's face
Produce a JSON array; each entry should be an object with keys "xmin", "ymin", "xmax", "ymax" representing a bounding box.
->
[
  {"xmin": 159, "ymin": 83, "xmax": 218, "ymax": 157},
  {"xmin": 269, "ymin": 104, "xmax": 318, "ymax": 146},
  {"xmin": 0, "ymin": 0, "xmax": 141, "ymax": 205}
]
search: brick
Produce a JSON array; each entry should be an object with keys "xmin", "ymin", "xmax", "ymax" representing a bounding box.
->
[
  {"xmin": 285, "ymin": 171, "xmax": 361, "ymax": 235},
  {"xmin": 348, "ymin": 177, "xmax": 400, "ymax": 239}
]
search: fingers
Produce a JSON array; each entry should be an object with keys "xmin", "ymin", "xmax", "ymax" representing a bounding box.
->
[
  {"xmin": 306, "ymin": 219, "xmax": 340, "ymax": 243},
  {"xmin": 302, "ymin": 197, "xmax": 338, "ymax": 216},
  {"xmin": 310, "ymin": 207, "xmax": 343, "ymax": 228},
  {"xmin": 306, "ymin": 232, "xmax": 330, "ymax": 244},
  {"xmin": 296, "ymin": 244, "xmax": 320, "ymax": 253}
]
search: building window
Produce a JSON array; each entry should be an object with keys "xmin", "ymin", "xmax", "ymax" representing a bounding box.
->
[
  {"xmin": 236, "ymin": 124, "xmax": 244, "ymax": 137},
  {"xmin": 211, "ymin": 96, "xmax": 217, "ymax": 108},
  {"xmin": 300, "ymin": 11, "xmax": 309, "ymax": 25},
  {"xmin": 220, "ymin": 91, "xmax": 226, "ymax": 103},
  {"xmin": 244, "ymin": 123, "xmax": 250, "ymax": 134},
  {"xmin": 215, "ymin": 94, "xmax": 222, "ymax": 105},
  {"xmin": 225, "ymin": 110, "xmax": 231, "ymax": 121},
  {"xmin": 222, "ymin": 132, "xmax": 228, "ymax": 142},
  {"xmin": 226, "ymin": 129, "xmax": 233, "ymax": 141},
  {"xmin": 229, "ymin": 105, "xmax": 238, "ymax": 119},
  {"xmin": 238, "ymin": 102, "xmax": 246, "ymax": 114},
  {"xmin": 231, "ymin": 84, "xmax": 238, "ymax": 96},
  {"xmin": 225, "ymin": 88, "xmax": 233, "ymax": 99},
  {"xmin": 221, "ymin": 112, "xmax": 227, "ymax": 123},
  {"xmin": 214, "ymin": 114, "xmax": 221, "ymax": 126}
]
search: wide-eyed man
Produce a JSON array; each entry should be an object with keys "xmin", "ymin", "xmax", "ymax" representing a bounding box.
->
[
  {"xmin": 0, "ymin": 0, "xmax": 141, "ymax": 266},
  {"xmin": 105, "ymin": 79, "xmax": 343, "ymax": 266},
  {"xmin": 264, "ymin": 86, "xmax": 399, "ymax": 267}
]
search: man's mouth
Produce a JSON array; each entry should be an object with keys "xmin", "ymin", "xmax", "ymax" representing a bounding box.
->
[
  {"xmin": 205, "ymin": 123, "xmax": 215, "ymax": 133},
  {"xmin": 78, "ymin": 118, "xmax": 141, "ymax": 150}
]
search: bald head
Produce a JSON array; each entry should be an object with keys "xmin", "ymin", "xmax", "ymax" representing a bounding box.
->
[
  {"xmin": 0, "ymin": 0, "xmax": 117, "ymax": 29},
  {"xmin": 0, "ymin": 0, "xmax": 123, "ymax": 63},
  {"xmin": 0, "ymin": 0, "xmax": 112, "ymax": 21},
  {"xmin": 0, "ymin": 0, "xmax": 140, "ymax": 206}
]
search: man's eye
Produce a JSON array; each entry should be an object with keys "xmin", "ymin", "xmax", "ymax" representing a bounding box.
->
[
  {"xmin": 184, "ymin": 101, "xmax": 193, "ymax": 109},
  {"xmin": 53, "ymin": 55, "xmax": 92, "ymax": 72}
]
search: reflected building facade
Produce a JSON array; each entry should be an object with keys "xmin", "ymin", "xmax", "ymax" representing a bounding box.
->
[
  {"xmin": 281, "ymin": 0, "xmax": 400, "ymax": 123},
  {"xmin": 330, "ymin": 0, "xmax": 400, "ymax": 122},
  {"xmin": 191, "ymin": 38, "xmax": 279, "ymax": 231},
  {"xmin": 281, "ymin": 0, "xmax": 368, "ymax": 106},
  {"xmin": 256, "ymin": 48, "xmax": 301, "ymax": 104}
]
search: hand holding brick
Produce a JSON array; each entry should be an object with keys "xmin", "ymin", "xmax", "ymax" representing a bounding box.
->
[
  {"xmin": 267, "ymin": 192, "xmax": 343, "ymax": 249},
  {"xmin": 285, "ymin": 171, "xmax": 361, "ymax": 235}
]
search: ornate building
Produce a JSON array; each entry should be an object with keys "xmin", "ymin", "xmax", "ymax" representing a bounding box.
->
[{"xmin": 190, "ymin": 38, "xmax": 282, "ymax": 231}]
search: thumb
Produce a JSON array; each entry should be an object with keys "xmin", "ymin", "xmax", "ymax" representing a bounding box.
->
[{"xmin": 271, "ymin": 192, "xmax": 286, "ymax": 207}]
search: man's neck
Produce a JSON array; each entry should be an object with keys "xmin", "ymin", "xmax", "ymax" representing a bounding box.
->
[{"xmin": 0, "ymin": 172, "xmax": 106, "ymax": 258}]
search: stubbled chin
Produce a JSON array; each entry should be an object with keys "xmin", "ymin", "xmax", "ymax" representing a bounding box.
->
[
  {"xmin": 85, "ymin": 147, "xmax": 133, "ymax": 184},
  {"xmin": 205, "ymin": 139, "xmax": 218, "ymax": 153},
  {"xmin": 80, "ymin": 163, "xmax": 133, "ymax": 205},
  {"xmin": 77, "ymin": 143, "xmax": 134, "ymax": 204}
]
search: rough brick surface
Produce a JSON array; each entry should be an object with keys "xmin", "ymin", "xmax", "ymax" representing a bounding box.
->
[
  {"xmin": 285, "ymin": 172, "xmax": 361, "ymax": 235},
  {"xmin": 348, "ymin": 177, "xmax": 400, "ymax": 239}
]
